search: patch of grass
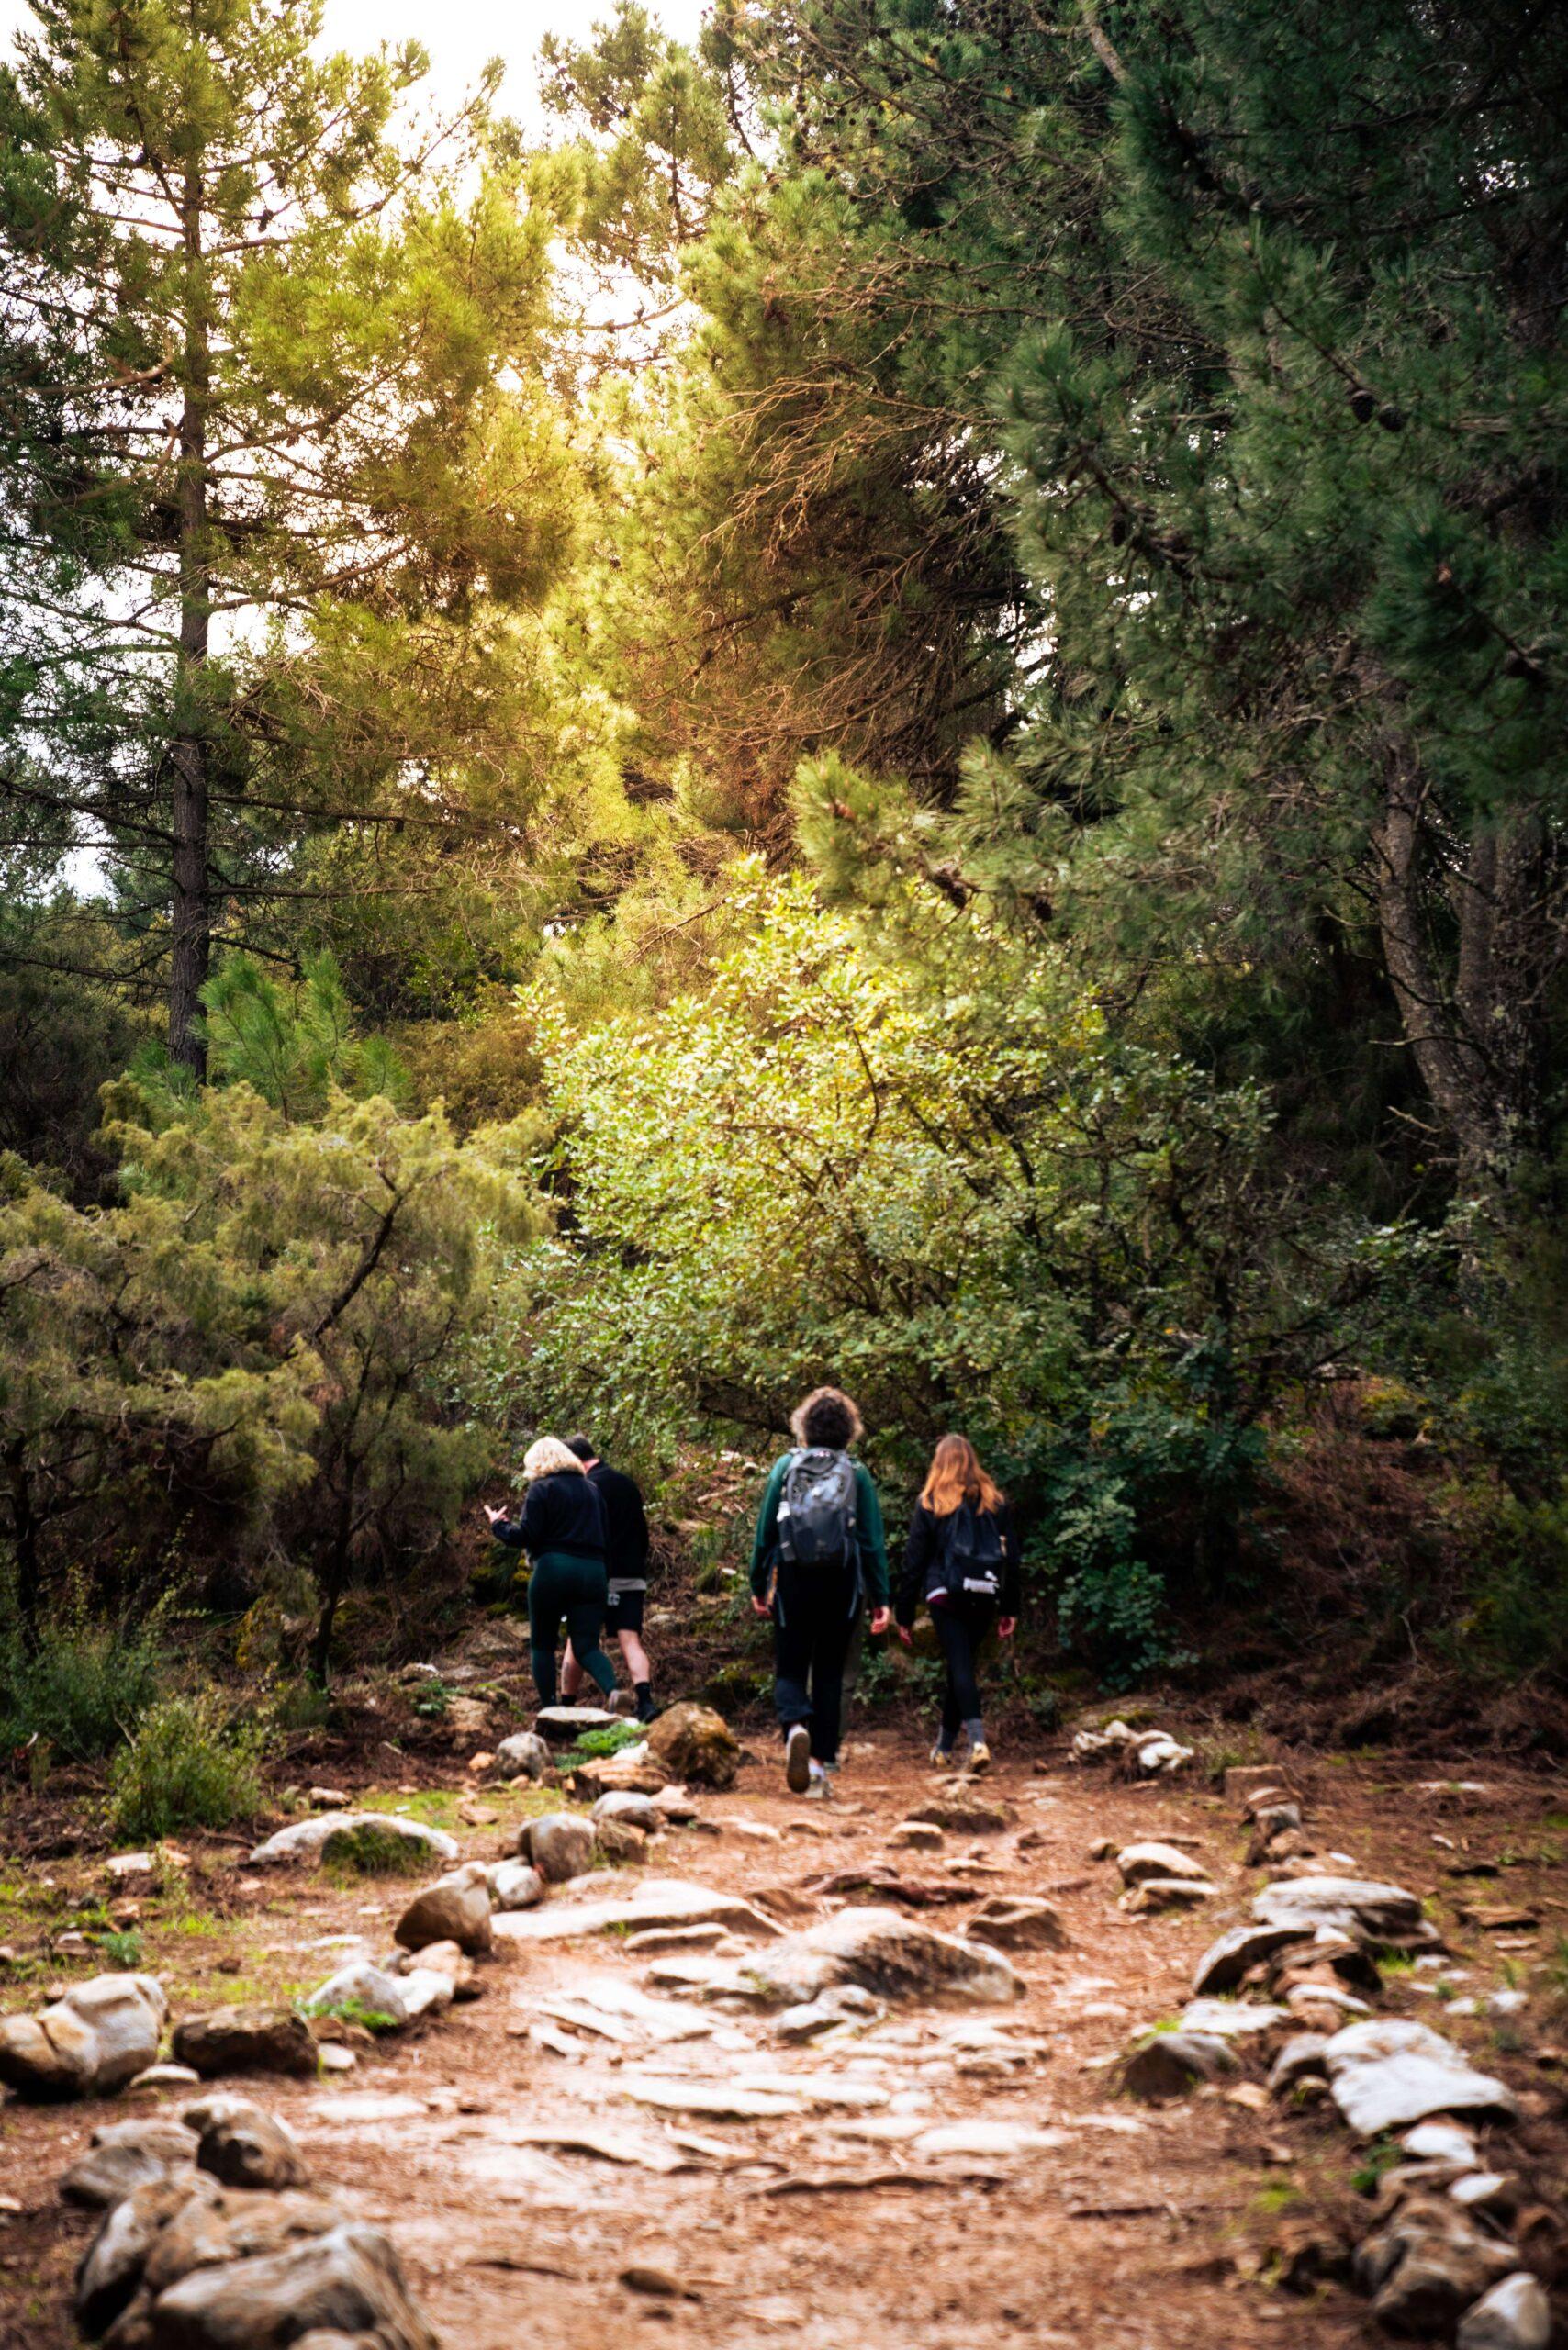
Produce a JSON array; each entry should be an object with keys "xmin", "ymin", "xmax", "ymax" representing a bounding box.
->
[
  {"xmin": 312, "ymin": 1996, "xmax": 400, "ymax": 2034},
  {"xmin": 1382, "ymin": 1953, "xmax": 1416, "ymax": 1978},
  {"xmin": 1252, "ymin": 2178, "xmax": 1300, "ymax": 2215},
  {"xmin": 108, "ymin": 1693, "xmax": 269, "ymax": 1840},
  {"xmin": 94, "ymin": 1929, "xmax": 144, "ymax": 1968},
  {"xmin": 319, "ymin": 1823, "xmax": 428, "ymax": 1877},
  {"xmin": 1350, "ymin": 2137, "xmax": 1401, "ymax": 2197},
  {"xmin": 409, "ymin": 1677, "xmax": 453, "ymax": 1720},
  {"xmin": 557, "ymin": 1721, "xmax": 643, "ymax": 1769}
]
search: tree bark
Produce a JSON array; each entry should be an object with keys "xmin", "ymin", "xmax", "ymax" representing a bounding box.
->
[
  {"xmin": 169, "ymin": 165, "xmax": 211, "ymax": 1079},
  {"xmin": 1374, "ymin": 751, "xmax": 1551, "ymax": 1195}
]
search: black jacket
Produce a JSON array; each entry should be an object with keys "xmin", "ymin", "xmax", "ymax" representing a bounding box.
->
[
  {"xmin": 586, "ymin": 1460, "xmax": 651, "ymax": 1589},
  {"xmin": 494, "ymin": 1470, "xmax": 606, "ymax": 1563},
  {"xmin": 897, "ymin": 1499, "xmax": 1021, "ymax": 1626}
]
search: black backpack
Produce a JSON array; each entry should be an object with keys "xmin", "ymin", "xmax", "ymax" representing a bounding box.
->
[
  {"xmin": 777, "ymin": 1448, "xmax": 858, "ymax": 1566},
  {"xmin": 943, "ymin": 1502, "xmax": 1003, "ymax": 1599}
]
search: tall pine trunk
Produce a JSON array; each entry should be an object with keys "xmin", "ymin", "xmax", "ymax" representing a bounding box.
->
[{"xmin": 169, "ymin": 166, "xmax": 211, "ymax": 1080}]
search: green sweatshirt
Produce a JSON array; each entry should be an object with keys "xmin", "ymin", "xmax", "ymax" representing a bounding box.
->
[{"xmin": 748, "ymin": 1452, "xmax": 890, "ymax": 1607}]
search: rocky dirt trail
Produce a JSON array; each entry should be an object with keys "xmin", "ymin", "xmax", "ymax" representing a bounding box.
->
[{"xmin": 2, "ymin": 1709, "xmax": 1565, "ymax": 2350}]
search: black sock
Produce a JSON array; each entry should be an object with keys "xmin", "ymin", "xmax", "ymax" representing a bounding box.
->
[{"xmin": 635, "ymin": 1681, "xmax": 655, "ymax": 1720}]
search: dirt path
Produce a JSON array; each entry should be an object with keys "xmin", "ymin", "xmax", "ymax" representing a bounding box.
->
[{"xmin": 3, "ymin": 1727, "xmax": 1564, "ymax": 2348}]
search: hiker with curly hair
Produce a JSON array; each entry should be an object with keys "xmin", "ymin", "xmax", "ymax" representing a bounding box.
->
[{"xmin": 750, "ymin": 1386, "xmax": 890, "ymax": 1795}]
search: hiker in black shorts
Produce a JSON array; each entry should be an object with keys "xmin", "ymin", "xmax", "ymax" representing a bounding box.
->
[{"xmin": 561, "ymin": 1435, "xmax": 657, "ymax": 1722}]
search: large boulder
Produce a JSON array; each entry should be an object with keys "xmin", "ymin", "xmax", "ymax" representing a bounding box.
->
[
  {"xmin": 61, "ymin": 2120, "xmax": 199, "ymax": 2210},
  {"xmin": 487, "ymin": 1731, "xmax": 551, "ymax": 1784},
  {"xmin": 393, "ymin": 1870, "xmax": 492, "ymax": 1957},
  {"xmin": 1321, "ymin": 2017, "xmax": 1519, "ymax": 2136},
  {"xmin": 76, "ymin": 2175, "xmax": 221, "ymax": 2337},
  {"xmin": 0, "ymin": 1973, "xmax": 166, "ymax": 2101},
  {"xmin": 521, "ymin": 1811, "xmax": 596, "ymax": 1885},
  {"xmin": 147, "ymin": 2220, "xmax": 440, "ymax": 2350},
  {"xmin": 246, "ymin": 1813, "xmax": 458, "ymax": 1870},
  {"xmin": 734, "ymin": 1906, "xmax": 1025, "ymax": 2009},
  {"xmin": 645, "ymin": 1703, "xmax": 740, "ymax": 1791},
  {"xmin": 1353, "ymin": 2195, "xmax": 1518, "ymax": 2335},
  {"xmin": 171, "ymin": 2008, "xmax": 318, "ymax": 2083}
]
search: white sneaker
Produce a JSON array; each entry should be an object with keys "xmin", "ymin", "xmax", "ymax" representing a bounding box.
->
[{"xmin": 785, "ymin": 1723, "xmax": 812, "ymax": 1794}]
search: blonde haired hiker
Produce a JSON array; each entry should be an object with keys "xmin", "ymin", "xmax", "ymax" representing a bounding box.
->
[
  {"xmin": 483, "ymin": 1438, "xmax": 616, "ymax": 1706},
  {"xmin": 896, "ymin": 1434, "xmax": 1020, "ymax": 1774}
]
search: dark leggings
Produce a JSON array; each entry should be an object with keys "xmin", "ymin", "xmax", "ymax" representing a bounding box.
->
[
  {"xmin": 932, "ymin": 1597, "xmax": 995, "ymax": 1747},
  {"xmin": 528, "ymin": 1552, "xmax": 614, "ymax": 1705},
  {"xmin": 773, "ymin": 1558, "xmax": 859, "ymax": 1764}
]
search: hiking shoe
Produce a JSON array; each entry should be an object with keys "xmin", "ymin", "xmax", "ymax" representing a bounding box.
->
[
  {"xmin": 785, "ymin": 1723, "xmax": 812, "ymax": 1795},
  {"xmin": 930, "ymin": 1742, "xmax": 954, "ymax": 1769},
  {"xmin": 969, "ymin": 1740, "xmax": 992, "ymax": 1775}
]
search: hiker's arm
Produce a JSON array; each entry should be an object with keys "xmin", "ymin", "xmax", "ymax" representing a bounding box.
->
[
  {"xmin": 855, "ymin": 1467, "xmax": 891, "ymax": 1608},
  {"xmin": 1000, "ymin": 1504, "xmax": 1022, "ymax": 1617},
  {"xmin": 896, "ymin": 1507, "xmax": 931, "ymax": 1629},
  {"xmin": 485, "ymin": 1501, "xmax": 525, "ymax": 1548},
  {"xmin": 749, "ymin": 1458, "xmax": 787, "ymax": 1599}
]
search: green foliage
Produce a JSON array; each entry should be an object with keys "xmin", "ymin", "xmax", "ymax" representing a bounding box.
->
[
  {"xmin": 557, "ymin": 1722, "xmax": 642, "ymax": 1767},
  {"xmin": 95, "ymin": 1930, "xmax": 145, "ymax": 1970},
  {"xmin": 107, "ymin": 1693, "xmax": 268, "ymax": 1841},
  {"xmin": 0, "ymin": 1595, "xmax": 166, "ymax": 1762},
  {"xmin": 313, "ymin": 1997, "xmax": 401, "ymax": 2034},
  {"xmin": 509, "ymin": 865, "xmax": 1401, "ymax": 1673}
]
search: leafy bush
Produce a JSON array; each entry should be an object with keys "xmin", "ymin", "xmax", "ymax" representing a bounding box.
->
[
  {"xmin": 107, "ymin": 1694, "xmax": 268, "ymax": 1840},
  {"xmin": 0, "ymin": 1601, "xmax": 165, "ymax": 1761}
]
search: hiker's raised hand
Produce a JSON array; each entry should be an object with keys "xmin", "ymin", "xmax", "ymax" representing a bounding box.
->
[{"xmin": 482, "ymin": 1504, "xmax": 505, "ymax": 1528}]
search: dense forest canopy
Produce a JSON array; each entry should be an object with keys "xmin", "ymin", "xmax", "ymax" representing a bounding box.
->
[{"xmin": 0, "ymin": 0, "xmax": 1564, "ymax": 1714}]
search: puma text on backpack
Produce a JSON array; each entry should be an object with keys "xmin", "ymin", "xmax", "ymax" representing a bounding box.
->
[
  {"xmin": 943, "ymin": 1502, "xmax": 1003, "ymax": 1600},
  {"xmin": 777, "ymin": 1448, "xmax": 858, "ymax": 1567}
]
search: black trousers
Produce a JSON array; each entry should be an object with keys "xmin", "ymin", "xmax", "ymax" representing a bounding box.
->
[
  {"xmin": 932, "ymin": 1596, "xmax": 996, "ymax": 1745},
  {"xmin": 772, "ymin": 1558, "xmax": 859, "ymax": 1764}
]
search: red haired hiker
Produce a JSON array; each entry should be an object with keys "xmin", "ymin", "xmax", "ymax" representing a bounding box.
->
[{"xmin": 896, "ymin": 1434, "xmax": 1020, "ymax": 1774}]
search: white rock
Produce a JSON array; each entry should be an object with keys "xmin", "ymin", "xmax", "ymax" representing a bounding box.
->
[
  {"xmin": 1180, "ymin": 1999, "xmax": 1289, "ymax": 2039},
  {"xmin": 1322, "ymin": 2017, "xmax": 1519, "ymax": 2136},
  {"xmin": 727, "ymin": 1906, "xmax": 1025, "ymax": 2009},
  {"xmin": 1404, "ymin": 2120, "xmax": 1478, "ymax": 2165},
  {"xmin": 1457, "ymin": 2274, "xmax": 1551, "ymax": 2350},
  {"xmin": 1253, "ymin": 1875, "xmax": 1425, "ymax": 1939},
  {"xmin": 592, "ymin": 1791, "xmax": 665, "ymax": 1832},
  {"xmin": 398, "ymin": 1968, "xmax": 456, "ymax": 2020},
  {"xmin": 486, "ymin": 1860, "xmax": 546, "ymax": 1911},
  {"xmin": 104, "ymin": 1852, "xmax": 155, "ymax": 1881},
  {"xmin": 489, "ymin": 1730, "xmax": 551, "ymax": 1782},
  {"xmin": 1116, "ymin": 1842, "xmax": 1212, "ymax": 1887},
  {"xmin": 247, "ymin": 1812, "xmax": 458, "ymax": 1866},
  {"xmin": 493, "ymin": 1878, "xmax": 780, "ymax": 1944},
  {"xmin": 0, "ymin": 1974, "xmax": 167, "ymax": 2100},
  {"xmin": 303, "ymin": 1962, "xmax": 410, "ymax": 2028},
  {"xmin": 911, "ymin": 2121, "xmax": 1068, "ymax": 2157}
]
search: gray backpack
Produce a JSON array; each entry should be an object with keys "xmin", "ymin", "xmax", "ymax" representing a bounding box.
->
[{"xmin": 777, "ymin": 1448, "xmax": 857, "ymax": 1566}]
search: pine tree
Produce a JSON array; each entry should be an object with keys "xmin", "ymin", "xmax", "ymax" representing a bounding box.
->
[{"xmin": 0, "ymin": 0, "xmax": 579, "ymax": 1071}]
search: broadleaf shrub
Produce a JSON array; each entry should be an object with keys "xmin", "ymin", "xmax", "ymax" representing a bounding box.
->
[{"xmin": 107, "ymin": 1693, "xmax": 269, "ymax": 1840}]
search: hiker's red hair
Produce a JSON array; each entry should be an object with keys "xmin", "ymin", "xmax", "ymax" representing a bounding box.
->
[{"xmin": 919, "ymin": 1434, "xmax": 1002, "ymax": 1518}]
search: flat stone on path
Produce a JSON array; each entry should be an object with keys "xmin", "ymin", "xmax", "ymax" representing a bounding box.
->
[
  {"xmin": 1322, "ymin": 2017, "xmax": 1520, "ymax": 2136},
  {"xmin": 1253, "ymin": 1874, "xmax": 1425, "ymax": 1941},
  {"xmin": 510, "ymin": 2125, "xmax": 685, "ymax": 2172},
  {"xmin": 622, "ymin": 2076, "xmax": 810, "ymax": 2121},
  {"xmin": 965, "ymin": 1896, "xmax": 1069, "ymax": 1952},
  {"xmin": 1116, "ymin": 1842, "xmax": 1212, "ymax": 1887},
  {"xmin": 492, "ymin": 1878, "xmax": 781, "ymax": 1944},
  {"xmin": 905, "ymin": 1798, "xmax": 1012, "ymax": 1835},
  {"xmin": 719, "ymin": 1907, "xmax": 1025, "ymax": 2010},
  {"xmin": 1180, "ymin": 1999, "xmax": 1289, "ymax": 2039}
]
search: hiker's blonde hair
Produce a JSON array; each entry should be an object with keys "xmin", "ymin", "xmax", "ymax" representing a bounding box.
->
[{"xmin": 522, "ymin": 1436, "xmax": 586, "ymax": 1481}]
